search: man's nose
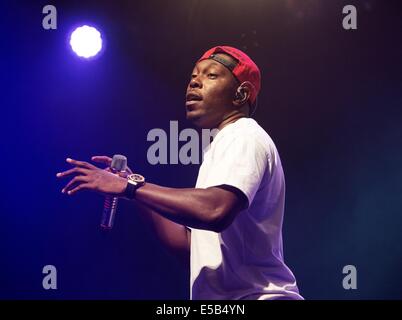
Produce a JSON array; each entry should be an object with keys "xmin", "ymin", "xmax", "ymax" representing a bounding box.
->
[{"xmin": 189, "ymin": 77, "xmax": 202, "ymax": 89}]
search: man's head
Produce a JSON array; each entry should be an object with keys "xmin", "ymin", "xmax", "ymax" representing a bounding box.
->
[{"xmin": 185, "ymin": 46, "xmax": 261, "ymax": 129}]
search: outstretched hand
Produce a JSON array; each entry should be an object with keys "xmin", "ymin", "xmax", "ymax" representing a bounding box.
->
[{"xmin": 56, "ymin": 156, "xmax": 128, "ymax": 196}]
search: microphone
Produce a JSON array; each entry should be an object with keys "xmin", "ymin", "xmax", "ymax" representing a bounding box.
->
[{"xmin": 100, "ymin": 154, "xmax": 127, "ymax": 230}]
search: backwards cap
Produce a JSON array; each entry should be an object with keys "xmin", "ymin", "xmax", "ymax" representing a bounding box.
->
[{"xmin": 198, "ymin": 46, "xmax": 261, "ymax": 104}]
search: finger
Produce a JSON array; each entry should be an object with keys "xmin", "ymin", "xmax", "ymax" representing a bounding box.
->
[
  {"xmin": 62, "ymin": 176, "xmax": 89, "ymax": 193},
  {"xmin": 66, "ymin": 157, "xmax": 96, "ymax": 169},
  {"xmin": 62, "ymin": 176, "xmax": 88, "ymax": 193},
  {"xmin": 91, "ymin": 156, "xmax": 113, "ymax": 166},
  {"xmin": 56, "ymin": 167, "xmax": 88, "ymax": 178},
  {"xmin": 67, "ymin": 182, "xmax": 91, "ymax": 195}
]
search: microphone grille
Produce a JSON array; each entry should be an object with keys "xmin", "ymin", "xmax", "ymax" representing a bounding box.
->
[{"xmin": 111, "ymin": 154, "xmax": 127, "ymax": 172}]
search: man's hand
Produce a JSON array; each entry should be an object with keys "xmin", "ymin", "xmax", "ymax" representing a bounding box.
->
[
  {"xmin": 91, "ymin": 155, "xmax": 133, "ymax": 177},
  {"xmin": 56, "ymin": 157, "xmax": 127, "ymax": 196}
]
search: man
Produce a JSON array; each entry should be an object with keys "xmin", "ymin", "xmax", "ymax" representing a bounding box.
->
[{"xmin": 57, "ymin": 46, "xmax": 303, "ymax": 300}]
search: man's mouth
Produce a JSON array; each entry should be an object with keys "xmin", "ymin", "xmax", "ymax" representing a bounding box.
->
[
  {"xmin": 186, "ymin": 92, "xmax": 203, "ymax": 108},
  {"xmin": 186, "ymin": 92, "xmax": 203, "ymax": 102},
  {"xmin": 186, "ymin": 100, "xmax": 201, "ymax": 107}
]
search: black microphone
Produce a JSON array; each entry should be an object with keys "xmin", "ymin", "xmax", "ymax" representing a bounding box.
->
[{"xmin": 100, "ymin": 154, "xmax": 127, "ymax": 230}]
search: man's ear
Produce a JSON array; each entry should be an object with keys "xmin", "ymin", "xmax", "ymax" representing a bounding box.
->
[{"xmin": 233, "ymin": 82, "xmax": 251, "ymax": 108}]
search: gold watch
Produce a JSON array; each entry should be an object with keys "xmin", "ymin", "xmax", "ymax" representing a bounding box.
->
[{"xmin": 124, "ymin": 173, "xmax": 145, "ymax": 199}]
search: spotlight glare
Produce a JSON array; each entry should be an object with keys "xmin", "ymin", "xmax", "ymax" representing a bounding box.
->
[{"xmin": 69, "ymin": 25, "xmax": 102, "ymax": 58}]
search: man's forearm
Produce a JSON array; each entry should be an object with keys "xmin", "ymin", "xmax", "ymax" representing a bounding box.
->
[{"xmin": 133, "ymin": 183, "xmax": 231, "ymax": 232}]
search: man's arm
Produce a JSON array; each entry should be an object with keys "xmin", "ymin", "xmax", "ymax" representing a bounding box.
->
[
  {"xmin": 58, "ymin": 158, "xmax": 248, "ymax": 232},
  {"xmin": 133, "ymin": 183, "xmax": 248, "ymax": 233},
  {"xmin": 134, "ymin": 201, "xmax": 190, "ymax": 266},
  {"xmin": 130, "ymin": 184, "xmax": 246, "ymax": 265}
]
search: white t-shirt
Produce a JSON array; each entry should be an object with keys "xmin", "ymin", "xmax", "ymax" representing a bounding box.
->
[{"xmin": 190, "ymin": 117, "xmax": 303, "ymax": 300}]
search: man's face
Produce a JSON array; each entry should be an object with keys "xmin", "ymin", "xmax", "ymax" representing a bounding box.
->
[{"xmin": 185, "ymin": 54, "xmax": 238, "ymax": 129}]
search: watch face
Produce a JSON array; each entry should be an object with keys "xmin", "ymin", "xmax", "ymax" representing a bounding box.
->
[{"xmin": 128, "ymin": 173, "xmax": 145, "ymax": 184}]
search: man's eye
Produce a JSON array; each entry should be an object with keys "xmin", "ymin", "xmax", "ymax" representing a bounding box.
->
[{"xmin": 208, "ymin": 73, "xmax": 218, "ymax": 78}]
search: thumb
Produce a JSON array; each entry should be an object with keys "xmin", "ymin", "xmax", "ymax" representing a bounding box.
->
[{"xmin": 91, "ymin": 155, "xmax": 113, "ymax": 166}]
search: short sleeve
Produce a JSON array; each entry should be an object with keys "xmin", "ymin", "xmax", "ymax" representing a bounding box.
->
[{"xmin": 202, "ymin": 134, "xmax": 270, "ymax": 206}]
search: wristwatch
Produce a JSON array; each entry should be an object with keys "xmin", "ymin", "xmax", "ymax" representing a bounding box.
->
[{"xmin": 124, "ymin": 173, "xmax": 146, "ymax": 199}]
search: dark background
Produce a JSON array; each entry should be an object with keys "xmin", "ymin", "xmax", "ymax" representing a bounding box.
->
[{"xmin": 1, "ymin": 0, "xmax": 401, "ymax": 299}]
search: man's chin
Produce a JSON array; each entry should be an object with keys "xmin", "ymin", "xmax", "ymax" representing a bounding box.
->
[
  {"xmin": 186, "ymin": 114, "xmax": 199, "ymax": 125},
  {"xmin": 186, "ymin": 112, "xmax": 205, "ymax": 128}
]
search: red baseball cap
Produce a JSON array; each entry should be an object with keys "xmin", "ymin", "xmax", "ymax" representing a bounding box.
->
[{"xmin": 197, "ymin": 46, "xmax": 261, "ymax": 104}]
